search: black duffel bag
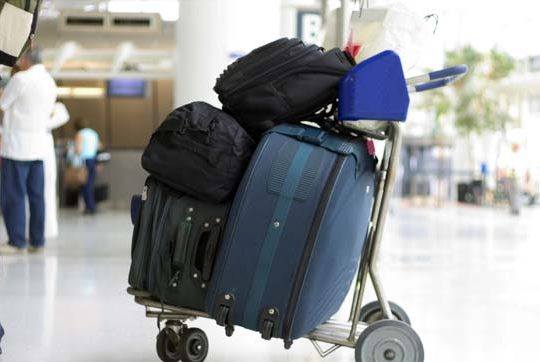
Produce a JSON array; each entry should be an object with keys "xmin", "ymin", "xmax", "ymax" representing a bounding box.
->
[
  {"xmin": 215, "ymin": 38, "xmax": 355, "ymax": 137},
  {"xmin": 141, "ymin": 102, "xmax": 255, "ymax": 203}
]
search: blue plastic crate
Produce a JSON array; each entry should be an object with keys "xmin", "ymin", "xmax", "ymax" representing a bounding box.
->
[{"xmin": 338, "ymin": 50, "xmax": 410, "ymax": 122}]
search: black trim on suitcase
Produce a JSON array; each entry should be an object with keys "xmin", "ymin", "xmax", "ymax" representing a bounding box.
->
[{"xmin": 281, "ymin": 155, "xmax": 347, "ymax": 347}]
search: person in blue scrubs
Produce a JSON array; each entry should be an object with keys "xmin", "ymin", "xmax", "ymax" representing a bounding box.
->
[{"xmin": 74, "ymin": 119, "xmax": 101, "ymax": 214}]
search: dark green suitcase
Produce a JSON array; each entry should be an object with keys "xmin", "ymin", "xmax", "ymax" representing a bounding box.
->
[{"xmin": 128, "ymin": 177, "xmax": 228, "ymax": 311}]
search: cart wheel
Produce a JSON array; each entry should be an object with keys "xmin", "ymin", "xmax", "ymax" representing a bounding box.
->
[
  {"xmin": 156, "ymin": 327, "xmax": 182, "ymax": 362},
  {"xmin": 178, "ymin": 328, "xmax": 209, "ymax": 362},
  {"xmin": 355, "ymin": 320, "xmax": 423, "ymax": 362},
  {"xmin": 359, "ymin": 301, "xmax": 411, "ymax": 325}
]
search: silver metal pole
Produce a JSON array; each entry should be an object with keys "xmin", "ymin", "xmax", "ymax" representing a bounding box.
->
[
  {"xmin": 321, "ymin": 0, "xmax": 331, "ymax": 26},
  {"xmin": 368, "ymin": 123, "xmax": 402, "ymax": 320},
  {"xmin": 337, "ymin": 0, "xmax": 352, "ymax": 47},
  {"xmin": 348, "ymin": 125, "xmax": 394, "ymax": 341}
]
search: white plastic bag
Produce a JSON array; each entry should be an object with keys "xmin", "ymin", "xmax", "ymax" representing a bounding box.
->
[{"xmin": 349, "ymin": 3, "xmax": 432, "ymax": 70}]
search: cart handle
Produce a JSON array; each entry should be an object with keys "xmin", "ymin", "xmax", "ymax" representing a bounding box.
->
[{"xmin": 406, "ymin": 64, "xmax": 468, "ymax": 93}]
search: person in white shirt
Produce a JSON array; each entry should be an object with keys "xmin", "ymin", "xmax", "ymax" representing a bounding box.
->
[{"xmin": 0, "ymin": 48, "xmax": 57, "ymax": 254}]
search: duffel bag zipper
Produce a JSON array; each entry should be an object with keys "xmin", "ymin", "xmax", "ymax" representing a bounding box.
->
[
  {"xmin": 224, "ymin": 45, "xmax": 322, "ymax": 97},
  {"xmin": 282, "ymin": 155, "xmax": 346, "ymax": 344}
]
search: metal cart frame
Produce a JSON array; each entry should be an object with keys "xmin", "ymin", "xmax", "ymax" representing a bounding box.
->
[
  {"xmin": 128, "ymin": 120, "xmax": 402, "ymax": 358},
  {"xmin": 127, "ymin": 64, "xmax": 468, "ymax": 360}
]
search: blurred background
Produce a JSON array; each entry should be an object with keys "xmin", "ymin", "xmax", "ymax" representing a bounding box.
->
[
  {"xmin": 2, "ymin": 0, "xmax": 538, "ymax": 210},
  {"xmin": 0, "ymin": 1, "xmax": 539, "ymax": 361}
]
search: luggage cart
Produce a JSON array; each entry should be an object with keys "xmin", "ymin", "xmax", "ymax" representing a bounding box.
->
[{"xmin": 127, "ymin": 64, "xmax": 468, "ymax": 362}]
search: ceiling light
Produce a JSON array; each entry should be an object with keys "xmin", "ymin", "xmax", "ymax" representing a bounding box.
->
[{"xmin": 106, "ymin": 0, "xmax": 179, "ymax": 22}]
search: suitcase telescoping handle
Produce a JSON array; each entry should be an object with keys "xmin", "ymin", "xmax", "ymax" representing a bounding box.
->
[{"xmin": 406, "ymin": 64, "xmax": 468, "ymax": 93}]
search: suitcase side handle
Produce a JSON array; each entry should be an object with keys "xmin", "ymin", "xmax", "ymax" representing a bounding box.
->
[{"xmin": 193, "ymin": 223, "xmax": 222, "ymax": 283}]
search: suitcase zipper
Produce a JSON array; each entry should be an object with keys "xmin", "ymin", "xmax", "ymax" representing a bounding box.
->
[
  {"xmin": 282, "ymin": 155, "xmax": 346, "ymax": 344},
  {"xmin": 134, "ymin": 183, "xmax": 159, "ymax": 288},
  {"xmin": 146, "ymin": 198, "xmax": 172, "ymax": 293}
]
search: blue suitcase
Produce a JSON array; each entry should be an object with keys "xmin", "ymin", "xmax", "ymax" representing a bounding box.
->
[{"xmin": 205, "ymin": 123, "xmax": 376, "ymax": 347}]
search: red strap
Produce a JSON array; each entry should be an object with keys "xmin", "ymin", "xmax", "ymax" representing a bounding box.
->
[
  {"xmin": 364, "ymin": 139, "xmax": 376, "ymax": 156},
  {"xmin": 344, "ymin": 30, "xmax": 361, "ymax": 59}
]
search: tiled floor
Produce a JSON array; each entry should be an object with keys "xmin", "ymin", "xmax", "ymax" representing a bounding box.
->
[{"xmin": 0, "ymin": 202, "xmax": 539, "ymax": 362}]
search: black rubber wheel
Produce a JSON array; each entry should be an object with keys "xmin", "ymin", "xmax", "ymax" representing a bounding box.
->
[
  {"xmin": 359, "ymin": 301, "xmax": 411, "ymax": 325},
  {"xmin": 355, "ymin": 320, "xmax": 424, "ymax": 362},
  {"xmin": 261, "ymin": 320, "xmax": 274, "ymax": 340},
  {"xmin": 156, "ymin": 328, "xmax": 182, "ymax": 362},
  {"xmin": 178, "ymin": 328, "xmax": 209, "ymax": 362}
]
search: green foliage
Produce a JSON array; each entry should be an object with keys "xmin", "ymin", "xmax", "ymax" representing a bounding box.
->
[
  {"xmin": 445, "ymin": 45, "xmax": 483, "ymax": 72},
  {"xmin": 420, "ymin": 45, "xmax": 516, "ymax": 137},
  {"xmin": 488, "ymin": 49, "xmax": 515, "ymax": 80}
]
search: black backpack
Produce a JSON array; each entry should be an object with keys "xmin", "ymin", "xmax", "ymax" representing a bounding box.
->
[
  {"xmin": 141, "ymin": 102, "xmax": 255, "ymax": 203},
  {"xmin": 215, "ymin": 38, "xmax": 355, "ymax": 137}
]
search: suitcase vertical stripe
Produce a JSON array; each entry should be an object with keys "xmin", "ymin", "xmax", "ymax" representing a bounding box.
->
[{"xmin": 244, "ymin": 142, "xmax": 315, "ymax": 328}]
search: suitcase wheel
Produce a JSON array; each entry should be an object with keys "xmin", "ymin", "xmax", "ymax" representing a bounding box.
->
[
  {"xmin": 216, "ymin": 306, "xmax": 230, "ymax": 327},
  {"xmin": 355, "ymin": 320, "xmax": 424, "ymax": 362},
  {"xmin": 284, "ymin": 340, "xmax": 293, "ymax": 350},
  {"xmin": 260, "ymin": 320, "xmax": 274, "ymax": 340},
  {"xmin": 225, "ymin": 325, "xmax": 235, "ymax": 337},
  {"xmin": 359, "ymin": 301, "xmax": 411, "ymax": 326}
]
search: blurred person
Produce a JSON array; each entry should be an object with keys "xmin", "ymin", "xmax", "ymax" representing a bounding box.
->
[
  {"xmin": 0, "ymin": 321, "xmax": 3, "ymax": 354},
  {"xmin": 7, "ymin": 66, "xmax": 68, "ymax": 239},
  {"xmin": 0, "ymin": 48, "xmax": 57, "ymax": 254},
  {"xmin": 74, "ymin": 119, "xmax": 101, "ymax": 215},
  {"xmin": 44, "ymin": 103, "xmax": 70, "ymax": 238},
  {"xmin": 508, "ymin": 143, "xmax": 525, "ymax": 215}
]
